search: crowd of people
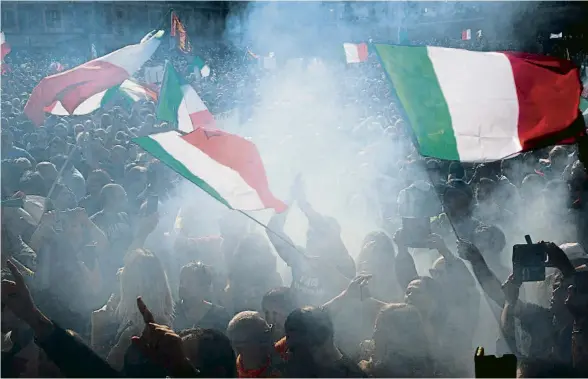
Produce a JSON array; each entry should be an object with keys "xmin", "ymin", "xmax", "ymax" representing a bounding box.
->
[{"xmin": 2, "ymin": 24, "xmax": 588, "ymax": 378}]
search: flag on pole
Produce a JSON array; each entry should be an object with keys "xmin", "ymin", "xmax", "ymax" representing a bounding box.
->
[
  {"xmin": 1, "ymin": 32, "xmax": 11, "ymax": 61},
  {"xmin": 133, "ymin": 129, "xmax": 287, "ymax": 212},
  {"xmin": 44, "ymin": 79, "xmax": 157, "ymax": 116},
  {"xmin": 24, "ymin": 30, "xmax": 163, "ymax": 126},
  {"xmin": 190, "ymin": 56, "xmax": 210, "ymax": 78},
  {"xmin": 550, "ymin": 32, "xmax": 563, "ymax": 39},
  {"xmin": 461, "ymin": 29, "xmax": 472, "ymax": 41},
  {"xmin": 171, "ymin": 12, "xmax": 191, "ymax": 54},
  {"xmin": 343, "ymin": 43, "xmax": 368, "ymax": 64},
  {"xmin": 91, "ymin": 43, "xmax": 97, "ymax": 59},
  {"xmin": 375, "ymin": 44, "xmax": 584, "ymax": 162},
  {"xmin": 157, "ymin": 62, "xmax": 214, "ymax": 133}
]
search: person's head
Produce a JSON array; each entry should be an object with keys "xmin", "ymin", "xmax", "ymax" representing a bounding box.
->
[
  {"xmin": 261, "ymin": 287, "xmax": 297, "ymax": 340},
  {"xmin": 99, "ymin": 183, "xmax": 127, "ymax": 211},
  {"xmin": 361, "ymin": 230, "xmax": 396, "ymax": 256},
  {"xmin": 179, "ymin": 328, "xmax": 237, "ymax": 378},
  {"xmin": 100, "ymin": 114, "xmax": 112, "ymax": 129},
  {"xmin": 48, "ymin": 137, "xmax": 68, "ymax": 157},
  {"xmin": 111, "ymin": 145, "xmax": 127, "ymax": 164},
  {"xmin": 2, "ymin": 129, "xmax": 14, "ymax": 149},
  {"xmin": 179, "ymin": 261, "xmax": 214, "ymax": 305},
  {"xmin": 520, "ymin": 173, "xmax": 545, "ymax": 201},
  {"xmin": 86, "ymin": 169, "xmax": 112, "ymax": 197},
  {"xmin": 53, "ymin": 123, "xmax": 68, "ymax": 139},
  {"xmin": 36, "ymin": 162, "xmax": 58, "ymax": 185},
  {"xmin": 442, "ymin": 180, "xmax": 473, "ymax": 219},
  {"xmin": 472, "ymin": 225, "xmax": 506, "ymax": 261},
  {"xmin": 49, "ymin": 154, "xmax": 72, "ymax": 172},
  {"xmin": 403, "ymin": 276, "xmax": 440, "ymax": 317},
  {"xmin": 372, "ymin": 304, "xmax": 429, "ymax": 363},
  {"xmin": 19, "ymin": 171, "xmax": 46, "ymax": 196},
  {"xmin": 447, "ymin": 161, "xmax": 465, "ymax": 181},
  {"xmin": 227, "ymin": 311, "xmax": 273, "ymax": 360},
  {"xmin": 61, "ymin": 208, "xmax": 86, "ymax": 246},
  {"xmin": 73, "ymin": 124, "xmax": 84, "ymax": 137},
  {"xmin": 116, "ymin": 249, "xmax": 174, "ymax": 327},
  {"xmin": 284, "ymin": 306, "xmax": 334, "ymax": 359},
  {"xmin": 54, "ymin": 187, "xmax": 77, "ymax": 211},
  {"xmin": 548, "ymin": 146, "xmax": 568, "ymax": 172},
  {"xmin": 123, "ymin": 165, "xmax": 147, "ymax": 197},
  {"xmin": 475, "ymin": 178, "xmax": 496, "ymax": 203}
]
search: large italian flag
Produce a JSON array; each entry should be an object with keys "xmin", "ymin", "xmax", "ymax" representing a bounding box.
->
[
  {"xmin": 133, "ymin": 129, "xmax": 287, "ymax": 212},
  {"xmin": 375, "ymin": 45, "xmax": 585, "ymax": 162},
  {"xmin": 156, "ymin": 63, "xmax": 214, "ymax": 133},
  {"xmin": 24, "ymin": 30, "xmax": 163, "ymax": 126},
  {"xmin": 44, "ymin": 79, "xmax": 157, "ymax": 116}
]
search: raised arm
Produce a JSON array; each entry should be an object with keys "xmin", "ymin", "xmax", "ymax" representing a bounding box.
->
[
  {"xmin": 393, "ymin": 229, "xmax": 419, "ymax": 291},
  {"xmin": 457, "ymin": 239, "xmax": 505, "ymax": 307}
]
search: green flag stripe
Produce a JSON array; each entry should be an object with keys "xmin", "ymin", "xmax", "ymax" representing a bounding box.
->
[
  {"xmin": 374, "ymin": 44, "xmax": 459, "ymax": 161},
  {"xmin": 133, "ymin": 135, "xmax": 231, "ymax": 209},
  {"xmin": 156, "ymin": 64, "xmax": 184, "ymax": 125},
  {"xmin": 581, "ymin": 97, "xmax": 588, "ymax": 113},
  {"xmin": 99, "ymin": 85, "xmax": 122, "ymax": 108}
]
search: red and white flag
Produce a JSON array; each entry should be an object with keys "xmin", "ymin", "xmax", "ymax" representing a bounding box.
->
[
  {"xmin": 343, "ymin": 43, "xmax": 368, "ymax": 64},
  {"xmin": 462, "ymin": 29, "xmax": 472, "ymax": 41},
  {"xmin": 1, "ymin": 32, "xmax": 11, "ymax": 61},
  {"xmin": 24, "ymin": 30, "xmax": 164, "ymax": 126}
]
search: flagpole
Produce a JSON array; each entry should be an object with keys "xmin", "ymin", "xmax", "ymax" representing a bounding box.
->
[{"xmin": 236, "ymin": 209, "xmax": 309, "ymax": 259}]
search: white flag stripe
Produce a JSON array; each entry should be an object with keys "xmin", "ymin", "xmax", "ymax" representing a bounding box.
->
[
  {"xmin": 427, "ymin": 47, "xmax": 521, "ymax": 161},
  {"xmin": 150, "ymin": 131, "xmax": 265, "ymax": 210}
]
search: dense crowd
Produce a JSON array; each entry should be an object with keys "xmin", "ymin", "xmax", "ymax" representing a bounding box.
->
[{"xmin": 2, "ymin": 29, "xmax": 588, "ymax": 379}]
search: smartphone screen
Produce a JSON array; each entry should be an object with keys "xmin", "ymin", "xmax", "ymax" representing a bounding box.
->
[
  {"xmin": 512, "ymin": 244, "xmax": 547, "ymax": 282},
  {"xmin": 401, "ymin": 217, "xmax": 432, "ymax": 248}
]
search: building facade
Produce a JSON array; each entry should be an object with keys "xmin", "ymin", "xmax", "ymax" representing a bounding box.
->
[{"xmin": 1, "ymin": 2, "xmax": 228, "ymax": 50}]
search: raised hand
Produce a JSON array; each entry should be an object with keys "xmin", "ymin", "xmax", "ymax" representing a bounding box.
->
[
  {"xmin": 344, "ymin": 274, "xmax": 372, "ymax": 301},
  {"xmin": 457, "ymin": 239, "xmax": 483, "ymax": 262},
  {"xmin": 131, "ymin": 297, "xmax": 192, "ymax": 375}
]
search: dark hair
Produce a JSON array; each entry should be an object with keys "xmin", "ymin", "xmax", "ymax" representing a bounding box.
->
[
  {"xmin": 262, "ymin": 286, "xmax": 297, "ymax": 312},
  {"xmin": 179, "ymin": 328, "xmax": 237, "ymax": 378},
  {"xmin": 19, "ymin": 171, "xmax": 46, "ymax": 196},
  {"xmin": 285, "ymin": 306, "xmax": 333, "ymax": 346},
  {"xmin": 181, "ymin": 261, "xmax": 213, "ymax": 287},
  {"xmin": 448, "ymin": 161, "xmax": 465, "ymax": 179}
]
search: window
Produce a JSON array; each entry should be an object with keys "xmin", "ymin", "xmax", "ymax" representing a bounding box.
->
[
  {"xmin": 1, "ymin": 8, "xmax": 17, "ymax": 30},
  {"xmin": 45, "ymin": 9, "xmax": 62, "ymax": 29}
]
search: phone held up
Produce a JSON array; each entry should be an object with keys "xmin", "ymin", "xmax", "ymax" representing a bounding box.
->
[
  {"xmin": 474, "ymin": 346, "xmax": 517, "ymax": 378},
  {"xmin": 512, "ymin": 235, "xmax": 550, "ymax": 282}
]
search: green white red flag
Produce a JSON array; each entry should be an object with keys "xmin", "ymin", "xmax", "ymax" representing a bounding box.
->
[
  {"xmin": 375, "ymin": 44, "xmax": 585, "ymax": 162},
  {"xmin": 24, "ymin": 30, "xmax": 163, "ymax": 126}
]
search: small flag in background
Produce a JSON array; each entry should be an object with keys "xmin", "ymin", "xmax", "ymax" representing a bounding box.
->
[
  {"xmin": 24, "ymin": 30, "xmax": 164, "ymax": 126},
  {"xmin": 157, "ymin": 62, "xmax": 214, "ymax": 133},
  {"xmin": 133, "ymin": 129, "xmax": 287, "ymax": 213},
  {"xmin": 1, "ymin": 32, "xmax": 11, "ymax": 61},
  {"xmin": 374, "ymin": 44, "xmax": 584, "ymax": 162},
  {"xmin": 190, "ymin": 56, "xmax": 210, "ymax": 78},
  {"xmin": 550, "ymin": 32, "xmax": 563, "ymax": 39},
  {"xmin": 247, "ymin": 49, "xmax": 259, "ymax": 60},
  {"xmin": 343, "ymin": 42, "xmax": 368, "ymax": 64},
  {"xmin": 171, "ymin": 12, "xmax": 191, "ymax": 54},
  {"xmin": 91, "ymin": 43, "xmax": 97, "ymax": 59},
  {"xmin": 1, "ymin": 31, "xmax": 11, "ymax": 75},
  {"xmin": 462, "ymin": 29, "xmax": 472, "ymax": 41}
]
